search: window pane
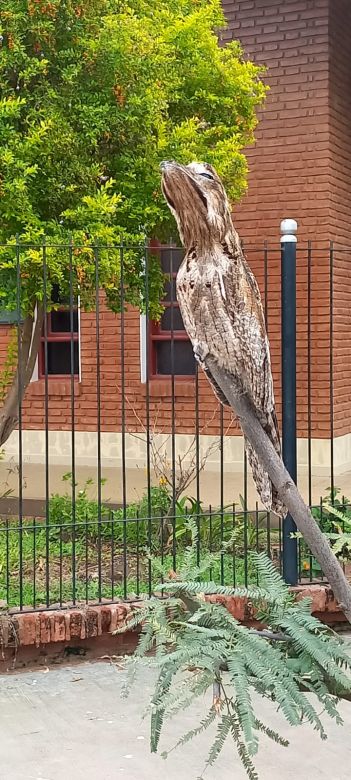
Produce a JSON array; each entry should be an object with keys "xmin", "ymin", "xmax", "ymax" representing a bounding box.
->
[
  {"xmin": 160, "ymin": 306, "xmax": 185, "ymax": 331},
  {"xmin": 44, "ymin": 341, "xmax": 79, "ymax": 375},
  {"xmin": 51, "ymin": 310, "xmax": 78, "ymax": 333},
  {"xmin": 163, "ymin": 279, "xmax": 177, "ymax": 303},
  {"xmin": 155, "ymin": 340, "xmax": 196, "ymax": 375},
  {"xmin": 51, "ymin": 284, "xmax": 77, "ymax": 307},
  {"xmin": 51, "ymin": 284, "xmax": 62, "ymax": 304},
  {"xmin": 160, "ymin": 248, "xmax": 184, "ymax": 273}
]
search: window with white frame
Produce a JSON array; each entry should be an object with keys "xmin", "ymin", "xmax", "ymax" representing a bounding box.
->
[{"xmin": 39, "ymin": 284, "xmax": 80, "ymax": 378}]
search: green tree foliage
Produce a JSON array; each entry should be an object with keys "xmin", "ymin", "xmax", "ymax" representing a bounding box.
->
[
  {"xmin": 0, "ymin": 0, "xmax": 266, "ymax": 316},
  {"xmin": 0, "ymin": 0, "xmax": 266, "ymax": 445}
]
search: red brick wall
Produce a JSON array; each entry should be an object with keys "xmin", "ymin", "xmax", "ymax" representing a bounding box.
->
[
  {"xmin": 1, "ymin": 0, "xmax": 351, "ymax": 443},
  {"xmin": 0, "ymin": 305, "xmax": 235, "ymax": 439},
  {"xmin": 220, "ymin": 0, "xmax": 341, "ymax": 441},
  {"xmin": 329, "ymin": 0, "xmax": 351, "ymax": 436},
  {"xmin": 222, "ymin": 0, "xmax": 331, "ymax": 241},
  {"xmin": 22, "ymin": 302, "xmax": 123, "ymax": 434}
]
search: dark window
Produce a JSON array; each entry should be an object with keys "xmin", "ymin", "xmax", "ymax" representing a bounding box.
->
[
  {"xmin": 149, "ymin": 248, "xmax": 196, "ymax": 378},
  {"xmin": 39, "ymin": 288, "xmax": 79, "ymax": 378}
]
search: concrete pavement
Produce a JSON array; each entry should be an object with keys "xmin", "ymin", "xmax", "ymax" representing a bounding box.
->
[{"xmin": 0, "ymin": 658, "xmax": 351, "ymax": 780}]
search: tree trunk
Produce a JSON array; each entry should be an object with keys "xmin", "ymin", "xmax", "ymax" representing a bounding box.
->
[
  {"xmin": 206, "ymin": 358, "xmax": 351, "ymax": 625},
  {"xmin": 0, "ymin": 306, "xmax": 44, "ymax": 447}
]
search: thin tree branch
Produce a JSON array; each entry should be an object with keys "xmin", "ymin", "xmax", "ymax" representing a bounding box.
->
[
  {"xmin": 24, "ymin": 304, "xmax": 44, "ymax": 386},
  {"xmin": 0, "ymin": 305, "xmax": 44, "ymax": 446}
]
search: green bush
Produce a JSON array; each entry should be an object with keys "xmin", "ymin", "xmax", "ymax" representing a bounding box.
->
[
  {"xmin": 47, "ymin": 475, "xmax": 270, "ymax": 555},
  {"xmin": 48, "ymin": 474, "xmax": 172, "ymax": 546}
]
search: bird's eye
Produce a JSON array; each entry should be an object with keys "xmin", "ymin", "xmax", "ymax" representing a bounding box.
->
[{"xmin": 199, "ymin": 172, "xmax": 214, "ymax": 180}]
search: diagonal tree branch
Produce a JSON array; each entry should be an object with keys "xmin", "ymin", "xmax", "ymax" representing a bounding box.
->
[
  {"xmin": 205, "ymin": 357, "xmax": 351, "ymax": 625},
  {"xmin": 0, "ymin": 305, "xmax": 44, "ymax": 447}
]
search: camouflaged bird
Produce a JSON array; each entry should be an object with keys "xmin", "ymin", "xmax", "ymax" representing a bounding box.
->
[{"xmin": 160, "ymin": 160, "xmax": 285, "ymax": 517}]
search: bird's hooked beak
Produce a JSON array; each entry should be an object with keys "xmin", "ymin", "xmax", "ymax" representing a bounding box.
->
[
  {"xmin": 160, "ymin": 160, "xmax": 178, "ymax": 172},
  {"xmin": 160, "ymin": 161, "xmax": 208, "ymax": 212}
]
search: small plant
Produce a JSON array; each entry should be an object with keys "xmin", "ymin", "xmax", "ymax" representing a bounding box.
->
[
  {"xmin": 48, "ymin": 474, "xmax": 173, "ymax": 546},
  {"xmin": 0, "ymin": 449, "xmax": 13, "ymax": 503},
  {"xmin": 311, "ymin": 487, "xmax": 350, "ymax": 535},
  {"xmin": 119, "ymin": 521, "xmax": 351, "ymax": 779},
  {"xmin": 322, "ymin": 503, "xmax": 351, "ymax": 563},
  {"xmin": 298, "ymin": 487, "xmax": 351, "ymax": 576},
  {"xmin": 48, "ymin": 473, "xmax": 110, "ymax": 541}
]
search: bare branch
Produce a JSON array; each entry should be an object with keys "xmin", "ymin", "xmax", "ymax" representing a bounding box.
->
[
  {"xmin": 24, "ymin": 305, "xmax": 44, "ymax": 387},
  {"xmin": 0, "ymin": 305, "xmax": 44, "ymax": 446}
]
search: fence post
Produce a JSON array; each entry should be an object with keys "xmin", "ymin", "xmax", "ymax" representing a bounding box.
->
[{"xmin": 280, "ymin": 219, "xmax": 298, "ymax": 585}]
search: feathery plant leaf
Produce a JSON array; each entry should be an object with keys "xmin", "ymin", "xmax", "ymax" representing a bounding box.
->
[{"xmin": 119, "ymin": 524, "xmax": 351, "ymax": 778}]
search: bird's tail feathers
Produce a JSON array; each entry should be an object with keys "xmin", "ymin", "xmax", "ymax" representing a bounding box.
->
[
  {"xmin": 244, "ymin": 438, "xmax": 286, "ymax": 517},
  {"xmin": 244, "ymin": 407, "xmax": 287, "ymax": 518}
]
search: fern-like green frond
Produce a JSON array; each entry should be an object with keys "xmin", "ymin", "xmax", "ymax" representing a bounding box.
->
[
  {"xmin": 161, "ymin": 706, "xmax": 218, "ymax": 759},
  {"xmin": 250, "ymin": 551, "xmax": 292, "ymax": 603},
  {"xmin": 254, "ymin": 719, "xmax": 289, "ymax": 747},
  {"xmin": 119, "ymin": 550, "xmax": 351, "ymax": 779},
  {"xmin": 229, "ymin": 710, "xmax": 260, "ymax": 780},
  {"xmin": 150, "ymin": 665, "xmax": 174, "ymax": 753},
  {"xmin": 205, "ymin": 713, "xmax": 232, "ymax": 767},
  {"xmin": 227, "ymin": 655, "xmax": 258, "ymax": 754}
]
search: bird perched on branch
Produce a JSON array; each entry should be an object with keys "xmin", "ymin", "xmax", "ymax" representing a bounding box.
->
[{"xmin": 160, "ymin": 160, "xmax": 285, "ymax": 517}]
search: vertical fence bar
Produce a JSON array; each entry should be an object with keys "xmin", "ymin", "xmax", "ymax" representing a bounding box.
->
[
  {"xmin": 209, "ymin": 505, "xmax": 213, "ymax": 581},
  {"xmin": 220, "ymin": 404, "xmax": 224, "ymax": 584},
  {"xmin": 59, "ymin": 524, "xmax": 63, "ymax": 607},
  {"xmin": 33, "ymin": 517, "xmax": 36, "ymax": 608},
  {"xmin": 264, "ymin": 240, "xmax": 269, "ymax": 333},
  {"xmin": 144, "ymin": 243, "xmax": 152, "ymax": 596},
  {"xmin": 69, "ymin": 240, "xmax": 76, "ymax": 604},
  {"xmin": 6, "ymin": 520, "xmax": 9, "ymax": 606},
  {"xmin": 280, "ymin": 219, "xmax": 298, "ymax": 586},
  {"xmin": 120, "ymin": 244, "xmax": 127, "ymax": 598},
  {"xmin": 264, "ymin": 243, "xmax": 271, "ymax": 564},
  {"xmin": 110, "ymin": 509, "xmax": 115, "ymax": 601},
  {"xmin": 329, "ymin": 241, "xmax": 334, "ymax": 499},
  {"xmin": 307, "ymin": 240, "xmax": 312, "ymax": 507},
  {"xmin": 136, "ymin": 509, "xmax": 140, "ymax": 597},
  {"xmin": 94, "ymin": 245, "xmax": 102, "ymax": 601},
  {"xmin": 15, "ymin": 237, "xmax": 23, "ymax": 610},
  {"xmin": 85, "ymin": 512, "xmax": 89, "ymax": 603},
  {"xmin": 243, "ymin": 451, "xmax": 248, "ymax": 586},
  {"xmin": 42, "ymin": 239, "xmax": 50, "ymax": 607},
  {"xmin": 232, "ymin": 503, "xmax": 236, "ymax": 587},
  {"xmin": 266, "ymin": 510, "xmax": 271, "ymax": 559},
  {"xmin": 278, "ymin": 514, "xmax": 282, "ymax": 574},
  {"xmin": 195, "ymin": 364, "xmax": 200, "ymax": 566},
  {"xmin": 170, "ymin": 243, "xmax": 177, "ymax": 572}
]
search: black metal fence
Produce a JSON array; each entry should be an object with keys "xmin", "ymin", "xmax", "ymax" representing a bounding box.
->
[{"xmin": 0, "ymin": 237, "xmax": 349, "ymax": 612}]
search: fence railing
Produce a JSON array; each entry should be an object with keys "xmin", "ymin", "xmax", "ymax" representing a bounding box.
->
[{"xmin": 0, "ymin": 234, "xmax": 348, "ymax": 611}]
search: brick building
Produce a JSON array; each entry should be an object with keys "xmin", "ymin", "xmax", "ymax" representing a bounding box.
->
[{"xmin": 1, "ymin": 0, "xmax": 351, "ymax": 507}]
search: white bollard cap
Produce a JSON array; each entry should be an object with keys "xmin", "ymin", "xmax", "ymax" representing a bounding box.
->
[{"xmin": 280, "ymin": 219, "xmax": 297, "ymax": 243}]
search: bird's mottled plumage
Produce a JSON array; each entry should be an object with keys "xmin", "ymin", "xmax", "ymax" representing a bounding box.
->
[{"xmin": 161, "ymin": 160, "xmax": 285, "ymax": 516}]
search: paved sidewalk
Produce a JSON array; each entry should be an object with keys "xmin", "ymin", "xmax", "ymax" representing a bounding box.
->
[{"xmin": 0, "ymin": 659, "xmax": 351, "ymax": 780}]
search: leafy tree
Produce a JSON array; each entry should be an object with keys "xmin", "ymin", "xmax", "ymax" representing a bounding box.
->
[{"xmin": 0, "ymin": 0, "xmax": 266, "ymax": 443}]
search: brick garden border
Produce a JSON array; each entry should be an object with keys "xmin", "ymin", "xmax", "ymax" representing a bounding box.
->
[{"xmin": 0, "ymin": 583, "xmax": 346, "ymax": 662}]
